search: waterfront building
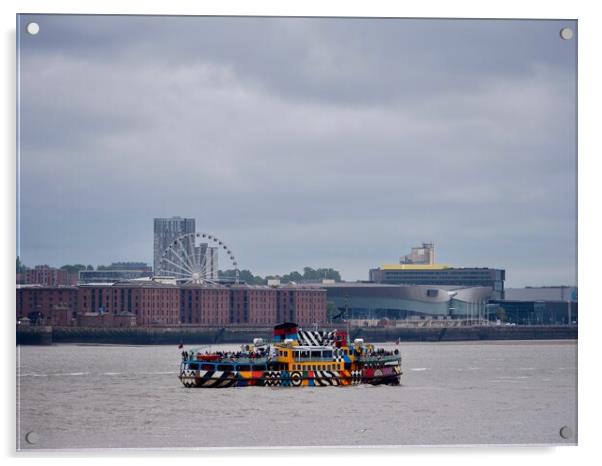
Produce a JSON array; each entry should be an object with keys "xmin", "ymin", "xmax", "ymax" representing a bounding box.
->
[
  {"xmin": 401, "ymin": 242, "xmax": 435, "ymax": 265},
  {"xmin": 226, "ymin": 285, "xmax": 328, "ymax": 326},
  {"xmin": 504, "ymin": 286, "xmax": 577, "ymax": 302},
  {"xmin": 16, "ymin": 281, "xmax": 328, "ymax": 328},
  {"xmin": 489, "ymin": 286, "xmax": 578, "ymax": 325},
  {"xmin": 180, "ymin": 285, "xmax": 230, "ymax": 325},
  {"xmin": 78, "ymin": 281, "xmax": 181, "ymax": 326},
  {"xmin": 25, "ymin": 265, "xmax": 77, "ymax": 286},
  {"xmin": 275, "ymin": 285, "xmax": 328, "ymax": 325},
  {"xmin": 16, "ymin": 285, "xmax": 79, "ymax": 325},
  {"xmin": 229, "ymin": 285, "xmax": 278, "ymax": 325},
  {"xmin": 317, "ymin": 282, "xmax": 493, "ymax": 320},
  {"xmin": 153, "ymin": 216, "xmax": 195, "ymax": 276},
  {"xmin": 369, "ymin": 265, "xmax": 505, "ymax": 299}
]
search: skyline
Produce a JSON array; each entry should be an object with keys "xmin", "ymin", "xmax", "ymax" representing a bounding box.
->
[
  {"xmin": 17, "ymin": 16, "xmax": 577, "ymax": 287},
  {"xmin": 16, "ymin": 221, "xmax": 574, "ymax": 288}
]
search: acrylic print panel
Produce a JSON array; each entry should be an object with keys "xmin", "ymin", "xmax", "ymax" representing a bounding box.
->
[{"xmin": 16, "ymin": 15, "xmax": 577, "ymax": 450}]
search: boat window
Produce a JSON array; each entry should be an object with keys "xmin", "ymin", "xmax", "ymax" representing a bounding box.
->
[
  {"xmin": 201, "ymin": 364, "xmax": 213, "ymax": 371},
  {"xmin": 323, "ymin": 350, "xmax": 333, "ymax": 358},
  {"xmin": 254, "ymin": 365, "xmax": 266, "ymax": 371},
  {"xmin": 237, "ymin": 365, "xmax": 250, "ymax": 372},
  {"xmin": 311, "ymin": 350, "xmax": 321, "ymax": 358},
  {"xmin": 187, "ymin": 363, "xmax": 199, "ymax": 370},
  {"xmin": 217, "ymin": 365, "xmax": 233, "ymax": 372}
]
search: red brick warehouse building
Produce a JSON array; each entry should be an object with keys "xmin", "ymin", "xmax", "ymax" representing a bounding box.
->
[
  {"xmin": 16, "ymin": 285, "xmax": 78, "ymax": 326},
  {"xmin": 77, "ymin": 281, "xmax": 180, "ymax": 325},
  {"xmin": 180, "ymin": 285, "xmax": 230, "ymax": 325},
  {"xmin": 17, "ymin": 281, "xmax": 328, "ymax": 327},
  {"xmin": 25, "ymin": 265, "xmax": 78, "ymax": 286},
  {"xmin": 229, "ymin": 285, "xmax": 278, "ymax": 325},
  {"xmin": 181, "ymin": 285, "xmax": 327, "ymax": 326},
  {"xmin": 276, "ymin": 285, "xmax": 327, "ymax": 326}
]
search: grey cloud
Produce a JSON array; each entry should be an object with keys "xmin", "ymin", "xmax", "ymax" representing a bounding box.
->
[{"xmin": 17, "ymin": 15, "xmax": 576, "ymax": 286}]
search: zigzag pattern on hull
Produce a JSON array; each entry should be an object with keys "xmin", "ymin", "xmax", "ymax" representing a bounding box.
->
[
  {"xmin": 263, "ymin": 370, "xmax": 283, "ymax": 387},
  {"xmin": 179, "ymin": 366, "xmax": 400, "ymax": 388}
]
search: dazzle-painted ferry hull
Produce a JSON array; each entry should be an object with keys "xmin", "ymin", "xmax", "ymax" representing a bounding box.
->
[{"xmin": 179, "ymin": 367, "xmax": 401, "ymax": 388}]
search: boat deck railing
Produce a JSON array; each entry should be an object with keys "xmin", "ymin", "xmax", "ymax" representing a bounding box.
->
[
  {"xmin": 192, "ymin": 356, "xmax": 269, "ymax": 364},
  {"xmin": 358, "ymin": 354, "xmax": 400, "ymax": 363}
]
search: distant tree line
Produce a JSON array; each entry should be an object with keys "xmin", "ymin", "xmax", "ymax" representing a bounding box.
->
[
  {"xmin": 218, "ymin": 266, "xmax": 342, "ymax": 285},
  {"xmin": 16, "ymin": 257, "xmax": 28, "ymax": 273},
  {"xmin": 60, "ymin": 264, "xmax": 94, "ymax": 273},
  {"xmin": 16, "ymin": 258, "xmax": 94, "ymax": 274},
  {"xmin": 17, "ymin": 258, "xmax": 343, "ymax": 285}
]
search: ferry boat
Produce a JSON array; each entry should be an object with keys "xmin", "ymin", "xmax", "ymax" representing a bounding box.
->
[{"xmin": 179, "ymin": 322, "xmax": 402, "ymax": 388}]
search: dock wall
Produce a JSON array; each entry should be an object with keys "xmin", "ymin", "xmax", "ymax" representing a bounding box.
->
[{"xmin": 17, "ymin": 325, "xmax": 577, "ymax": 345}]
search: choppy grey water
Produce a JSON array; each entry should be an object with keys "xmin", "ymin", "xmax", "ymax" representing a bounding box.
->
[{"xmin": 16, "ymin": 340, "xmax": 577, "ymax": 450}]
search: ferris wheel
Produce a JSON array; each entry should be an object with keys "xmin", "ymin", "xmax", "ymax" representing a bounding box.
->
[{"xmin": 158, "ymin": 232, "xmax": 239, "ymax": 285}]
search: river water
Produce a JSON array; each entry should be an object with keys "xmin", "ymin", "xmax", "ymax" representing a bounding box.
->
[{"xmin": 16, "ymin": 340, "xmax": 577, "ymax": 450}]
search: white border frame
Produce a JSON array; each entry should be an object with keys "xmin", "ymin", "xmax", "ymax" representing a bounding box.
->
[{"xmin": 3, "ymin": 0, "xmax": 599, "ymax": 464}]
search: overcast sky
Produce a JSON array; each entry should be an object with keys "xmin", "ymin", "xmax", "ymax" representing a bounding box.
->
[{"xmin": 17, "ymin": 15, "xmax": 577, "ymax": 287}]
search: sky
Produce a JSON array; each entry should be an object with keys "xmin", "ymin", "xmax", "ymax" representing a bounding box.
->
[{"xmin": 17, "ymin": 15, "xmax": 577, "ymax": 287}]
